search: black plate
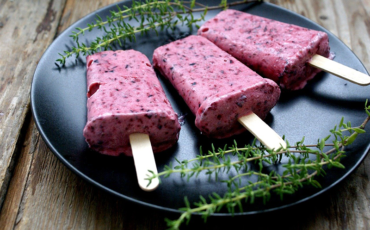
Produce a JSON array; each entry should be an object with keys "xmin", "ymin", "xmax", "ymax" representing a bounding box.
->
[{"xmin": 31, "ymin": 1, "xmax": 370, "ymax": 215}]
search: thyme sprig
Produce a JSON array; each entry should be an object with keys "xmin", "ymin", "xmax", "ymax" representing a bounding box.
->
[
  {"xmin": 147, "ymin": 101, "xmax": 370, "ymax": 229},
  {"xmin": 57, "ymin": 0, "xmax": 260, "ymax": 65}
]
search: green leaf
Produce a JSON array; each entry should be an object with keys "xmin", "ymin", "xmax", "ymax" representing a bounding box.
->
[
  {"xmin": 345, "ymin": 133, "xmax": 358, "ymax": 146},
  {"xmin": 332, "ymin": 161, "xmax": 345, "ymax": 169},
  {"xmin": 339, "ymin": 117, "xmax": 344, "ymax": 127},
  {"xmin": 190, "ymin": 0, "xmax": 195, "ymax": 9},
  {"xmin": 353, "ymin": 128, "xmax": 366, "ymax": 134},
  {"xmin": 366, "ymin": 109, "xmax": 370, "ymax": 117},
  {"xmin": 318, "ymin": 138, "xmax": 325, "ymax": 151},
  {"xmin": 310, "ymin": 179, "xmax": 322, "ymax": 188}
]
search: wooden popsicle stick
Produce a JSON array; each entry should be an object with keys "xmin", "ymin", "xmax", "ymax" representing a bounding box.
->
[
  {"xmin": 308, "ymin": 54, "xmax": 370, "ymax": 86},
  {"xmin": 238, "ymin": 113, "xmax": 286, "ymax": 150},
  {"xmin": 129, "ymin": 133, "xmax": 159, "ymax": 191}
]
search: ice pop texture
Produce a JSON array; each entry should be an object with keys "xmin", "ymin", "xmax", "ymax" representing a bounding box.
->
[
  {"xmin": 198, "ymin": 9, "xmax": 331, "ymax": 90},
  {"xmin": 83, "ymin": 50, "xmax": 181, "ymax": 156},
  {"xmin": 153, "ymin": 35, "xmax": 280, "ymax": 139}
]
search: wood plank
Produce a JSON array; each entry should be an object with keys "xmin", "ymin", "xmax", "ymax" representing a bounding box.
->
[
  {"xmin": 0, "ymin": 115, "xmax": 37, "ymax": 229},
  {"xmin": 56, "ymin": 0, "xmax": 122, "ymax": 34},
  {"xmin": 341, "ymin": 0, "xmax": 370, "ymax": 71},
  {"xmin": 0, "ymin": 0, "xmax": 66, "ymax": 210}
]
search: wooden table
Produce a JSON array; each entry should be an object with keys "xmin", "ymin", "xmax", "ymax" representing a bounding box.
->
[{"xmin": 1, "ymin": 0, "xmax": 369, "ymax": 229}]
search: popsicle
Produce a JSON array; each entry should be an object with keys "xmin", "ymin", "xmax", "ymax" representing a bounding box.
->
[
  {"xmin": 153, "ymin": 35, "xmax": 285, "ymax": 149},
  {"xmin": 198, "ymin": 9, "xmax": 370, "ymax": 90},
  {"xmin": 83, "ymin": 50, "xmax": 181, "ymax": 190}
]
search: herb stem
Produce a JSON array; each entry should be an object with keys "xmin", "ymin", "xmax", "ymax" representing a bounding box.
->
[
  {"xmin": 57, "ymin": 0, "xmax": 262, "ymax": 65},
  {"xmin": 160, "ymin": 106, "xmax": 370, "ymax": 229}
]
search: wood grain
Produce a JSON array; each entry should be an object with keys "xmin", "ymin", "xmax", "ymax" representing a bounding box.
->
[
  {"xmin": 0, "ymin": 0, "xmax": 370, "ymax": 229},
  {"xmin": 238, "ymin": 113, "xmax": 286, "ymax": 150},
  {"xmin": 308, "ymin": 54, "xmax": 370, "ymax": 86},
  {"xmin": 0, "ymin": 0, "xmax": 66, "ymax": 210},
  {"xmin": 0, "ymin": 114, "xmax": 38, "ymax": 229}
]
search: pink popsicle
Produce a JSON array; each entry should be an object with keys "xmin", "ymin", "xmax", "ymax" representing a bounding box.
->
[
  {"xmin": 198, "ymin": 9, "xmax": 331, "ymax": 90},
  {"xmin": 83, "ymin": 50, "xmax": 181, "ymax": 157},
  {"xmin": 153, "ymin": 35, "xmax": 281, "ymax": 139}
]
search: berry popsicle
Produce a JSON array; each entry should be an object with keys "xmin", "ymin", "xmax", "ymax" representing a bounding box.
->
[
  {"xmin": 153, "ymin": 35, "xmax": 285, "ymax": 149},
  {"xmin": 198, "ymin": 9, "xmax": 370, "ymax": 89},
  {"xmin": 83, "ymin": 50, "xmax": 181, "ymax": 190}
]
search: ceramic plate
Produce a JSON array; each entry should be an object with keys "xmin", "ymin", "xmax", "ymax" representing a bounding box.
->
[{"xmin": 31, "ymin": 0, "xmax": 370, "ymax": 215}]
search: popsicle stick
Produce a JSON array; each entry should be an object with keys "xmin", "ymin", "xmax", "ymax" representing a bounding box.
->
[
  {"xmin": 238, "ymin": 113, "xmax": 286, "ymax": 150},
  {"xmin": 309, "ymin": 54, "xmax": 370, "ymax": 86},
  {"xmin": 129, "ymin": 133, "xmax": 159, "ymax": 191}
]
